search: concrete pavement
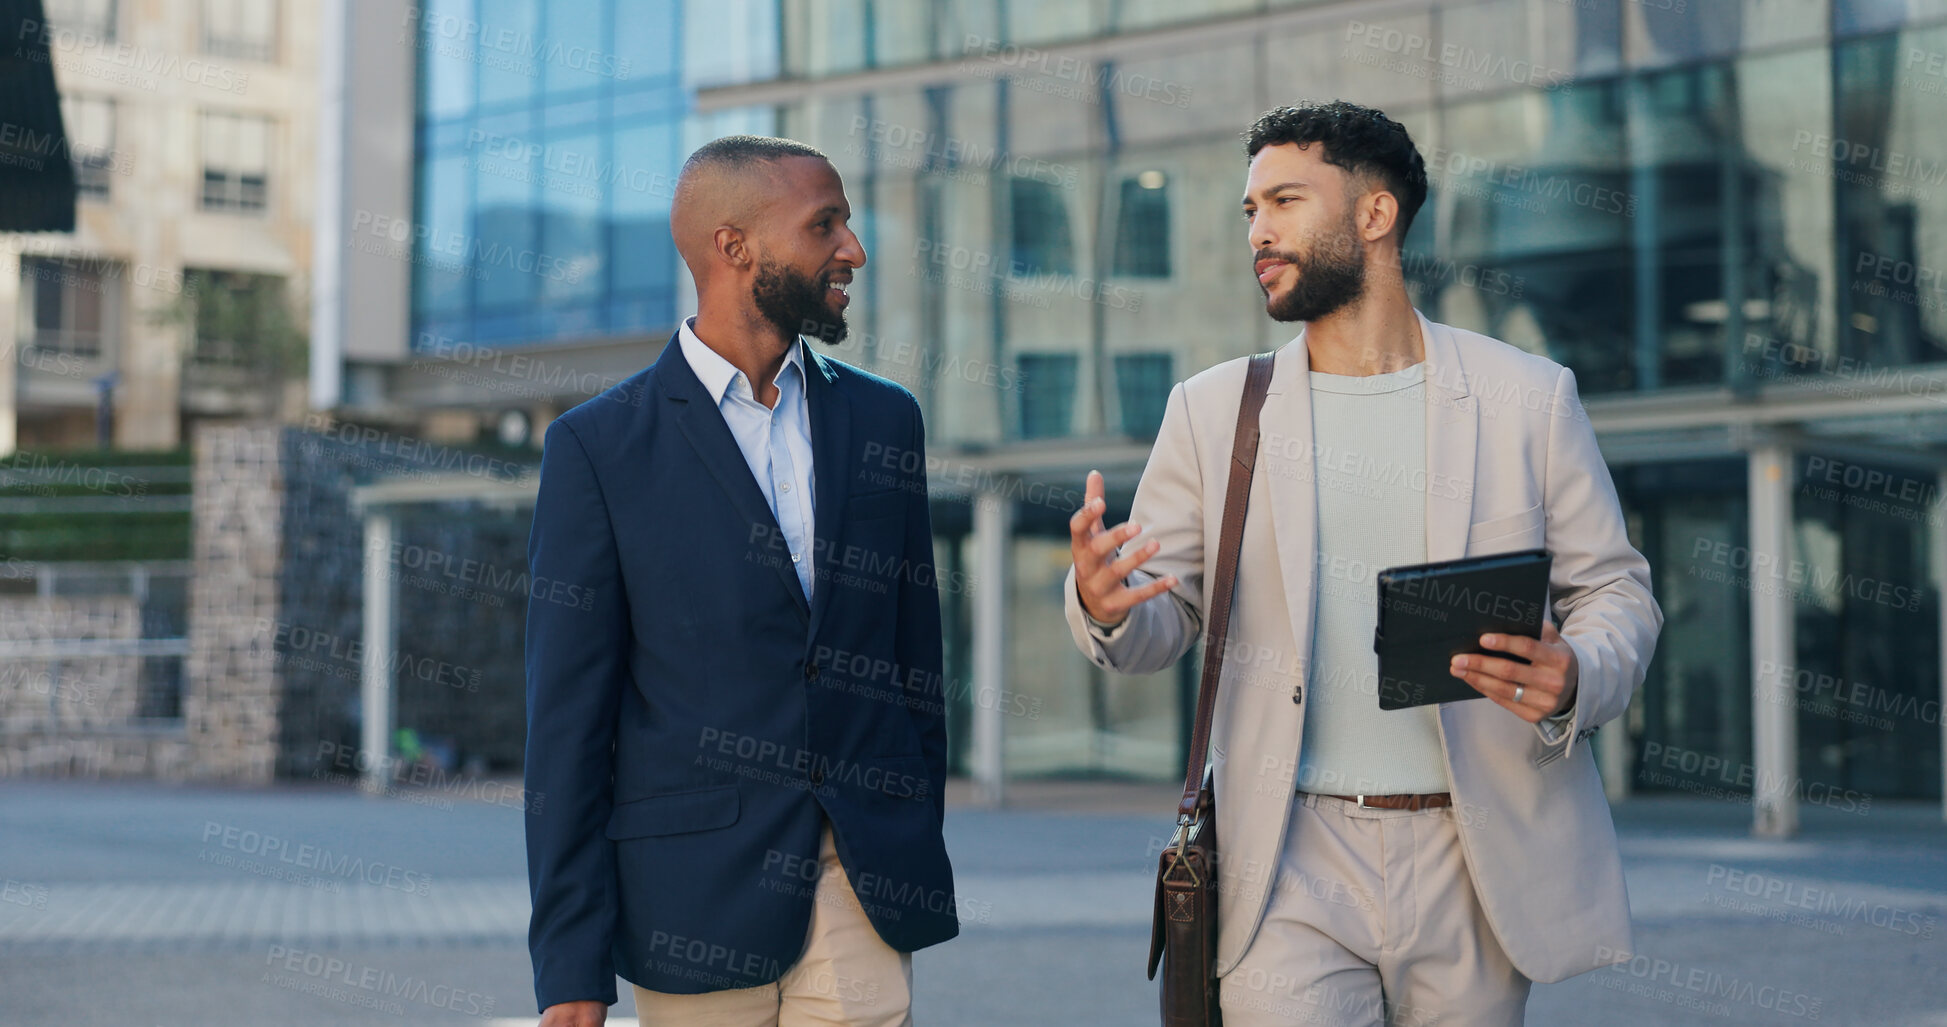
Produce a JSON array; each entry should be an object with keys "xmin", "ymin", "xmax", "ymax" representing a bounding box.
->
[{"xmin": 2, "ymin": 778, "xmax": 1943, "ymax": 1024}]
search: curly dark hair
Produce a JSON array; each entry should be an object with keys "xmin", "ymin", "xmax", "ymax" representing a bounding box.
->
[{"xmin": 1244, "ymin": 101, "xmax": 1428, "ymax": 242}]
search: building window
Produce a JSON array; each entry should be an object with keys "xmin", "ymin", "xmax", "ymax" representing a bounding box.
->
[
  {"xmin": 1835, "ymin": 28, "xmax": 1947, "ymax": 369},
  {"xmin": 18, "ymin": 257, "xmax": 120, "ymax": 362},
  {"xmin": 60, "ymin": 96, "xmax": 117, "ymax": 200},
  {"xmin": 1009, "ymin": 177, "xmax": 1074, "ymax": 276},
  {"xmin": 183, "ymin": 269, "xmax": 299, "ymax": 371},
  {"xmin": 200, "ymin": 112, "xmax": 270, "ymax": 213},
  {"xmin": 1434, "ymin": 82, "xmax": 1635, "ymax": 394},
  {"xmin": 1112, "ymin": 171, "xmax": 1171, "ymax": 278},
  {"xmin": 1016, "ymin": 352, "xmax": 1078, "ymax": 439},
  {"xmin": 43, "ymin": 0, "xmax": 116, "ymax": 41},
  {"xmin": 201, "ymin": 0, "xmax": 277, "ymax": 62},
  {"xmin": 1114, "ymin": 353, "xmax": 1173, "ymax": 437}
]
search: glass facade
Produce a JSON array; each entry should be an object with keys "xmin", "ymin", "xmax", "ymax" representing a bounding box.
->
[
  {"xmin": 1833, "ymin": 25, "xmax": 1947, "ymax": 370},
  {"xmin": 741, "ymin": 0, "xmax": 1947, "ymax": 797},
  {"xmin": 1615, "ymin": 461, "xmax": 1754, "ymax": 792},
  {"xmin": 409, "ymin": 0, "xmax": 696, "ymax": 350},
  {"xmin": 397, "ymin": 0, "xmax": 1947, "ymax": 799},
  {"xmin": 788, "ymin": 3, "xmax": 1947, "ymax": 430}
]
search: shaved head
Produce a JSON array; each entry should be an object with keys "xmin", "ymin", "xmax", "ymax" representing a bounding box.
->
[{"xmin": 671, "ymin": 135, "xmax": 832, "ymax": 280}]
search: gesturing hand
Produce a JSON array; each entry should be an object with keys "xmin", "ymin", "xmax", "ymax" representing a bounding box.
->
[
  {"xmin": 1069, "ymin": 470, "xmax": 1179, "ymax": 628},
  {"xmin": 1448, "ymin": 621, "xmax": 1580, "ymax": 724}
]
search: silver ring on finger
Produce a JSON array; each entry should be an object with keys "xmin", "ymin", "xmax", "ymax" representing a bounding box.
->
[{"xmin": 1513, "ymin": 685, "xmax": 1526, "ymax": 705}]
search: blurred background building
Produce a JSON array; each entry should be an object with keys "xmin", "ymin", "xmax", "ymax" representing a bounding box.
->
[
  {"xmin": 0, "ymin": 0, "xmax": 316, "ymax": 783},
  {"xmin": 0, "ymin": 0, "xmax": 317, "ymax": 452},
  {"xmin": 705, "ymin": 0, "xmax": 1947, "ymax": 830},
  {"xmin": 7, "ymin": 0, "xmax": 1947, "ymax": 834}
]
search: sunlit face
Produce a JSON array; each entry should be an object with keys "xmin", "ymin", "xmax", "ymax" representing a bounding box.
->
[
  {"xmin": 748, "ymin": 156, "xmax": 867, "ymax": 344},
  {"xmin": 1240, "ymin": 141, "xmax": 1370, "ymax": 323}
]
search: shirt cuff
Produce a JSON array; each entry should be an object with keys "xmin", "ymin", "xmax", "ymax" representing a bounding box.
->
[
  {"xmin": 1076, "ymin": 579, "xmax": 1132, "ymax": 641},
  {"xmin": 1532, "ymin": 703, "xmax": 1574, "ymax": 746}
]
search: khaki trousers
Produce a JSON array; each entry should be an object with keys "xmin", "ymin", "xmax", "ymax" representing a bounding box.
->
[
  {"xmin": 634, "ymin": 823, "xmax": 914, "ymax": 1027},
  {"xmin": 1218, "ymin": 792, "xmax": 1531, "ymax": 1026}
]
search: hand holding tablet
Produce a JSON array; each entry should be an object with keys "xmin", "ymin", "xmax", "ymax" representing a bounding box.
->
[{"xmin": 1371, "ymin": 549, "xmax": 1554, "ymax": 712}]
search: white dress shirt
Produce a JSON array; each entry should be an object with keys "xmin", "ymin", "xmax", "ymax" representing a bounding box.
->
[{"xmin": 678, "ymin": 316, "xmax": 818, "ymax": 601}]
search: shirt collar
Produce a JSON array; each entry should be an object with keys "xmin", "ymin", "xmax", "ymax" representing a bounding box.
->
[{"xmin": 678, "ymin": 315, "xmax": 807, "ymax": 405}]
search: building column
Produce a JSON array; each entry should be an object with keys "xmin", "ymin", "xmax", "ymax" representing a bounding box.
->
[
  {"xmin": 184, "ymin": 424, "xmax": 284, "ymax": 781},
  {"xmin": 1749, "ymin": 443, "xmax": 1797, "ymax": 838},
  {"xmin": 0, "ymin": 244, "xmax": 19, "ymax": 456},
  {"xmin": 970, "ymin": 488, "xmax": 1012, "ymax": 806},
  {"xmin": 360, "ymin": 509, "xmax": 396, "ymax": 795}
]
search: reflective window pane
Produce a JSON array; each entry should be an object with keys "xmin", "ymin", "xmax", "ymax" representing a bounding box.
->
[
  {"xmin": 1114, "ymin": 352, "xmax": 1173, "ymax": 437},
  {"xmin": 1017, "ymin": 352, "xmax": 1078, "ymax": 438},
  {"xmin": 1426, "ymin": 85, "xmax": 1634, "ymax": 391},
  {"xmin": 1009, "ymin": 177, "xmax": 1075, "ymax": 276},
  {"xmin": 1833, "ymin": 26, "xmax": 1947, "ymax": 368},
  {"xmin": 1112, "ymin": 174, "xmax": 1171, "ymax": 278},
  {"xmin": 416, "ymin": 0, "xmax": 475, "ymax": 120},
  {"xmin": 541, "ymin": 0, "xmax": 610, "ymax": 98}
]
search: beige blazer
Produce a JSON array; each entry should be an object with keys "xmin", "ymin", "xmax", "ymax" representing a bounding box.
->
[{"xmin": 1064, "ymin": 310, "xmax": 1662, "ymax": 984}]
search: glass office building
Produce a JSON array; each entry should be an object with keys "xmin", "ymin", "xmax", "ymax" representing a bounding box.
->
[
  {"xmin": 354, "ymin": 0, "xmax": 780, "ymax": 382},
  {"xmin": 670, "ymin": 0, "xmax": 1947, "ymax": 818},
  {"xmin": 349, "ymin": 0, "xmax": 1947, "ymax": 823},
  {"xmin": 409, "ymin": 1, "xmax": 692, "ymax": 349}
]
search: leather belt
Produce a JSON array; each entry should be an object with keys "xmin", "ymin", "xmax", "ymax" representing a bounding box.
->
[{"xmin": 1307, "ymin": 791, "xmax": 1452, "ymax": 811}]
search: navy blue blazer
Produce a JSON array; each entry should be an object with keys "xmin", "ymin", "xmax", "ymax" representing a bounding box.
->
[{"xmin": 523, "ymin": 332, "xmax": 958, "ymax": 1011}]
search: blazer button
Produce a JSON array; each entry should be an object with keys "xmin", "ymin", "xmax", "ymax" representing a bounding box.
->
[
  {"xmin": 1291, "ymin": 684, "xmax": 1304, "ymax": 704},
  {"xmin": 805, "ymin": 662, "xmax": 819, "ymax": 680},
  {"xmin": 809, "ymin": 766, "xmax": 825, "ymax": 785}
]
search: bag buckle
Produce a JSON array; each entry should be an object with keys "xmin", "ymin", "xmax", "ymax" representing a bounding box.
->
[{"xmin": 1166, "ymin": 818, "xmax": 1202, "ymax": 887}]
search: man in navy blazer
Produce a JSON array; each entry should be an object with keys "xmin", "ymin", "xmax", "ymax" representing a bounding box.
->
[{"xmin": 524, "ymin": 135, "xmax": 957, "ymax": 1026}]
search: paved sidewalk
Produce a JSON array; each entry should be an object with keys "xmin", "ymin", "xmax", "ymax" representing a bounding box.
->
[{"xmin": 2, "ymin": 778, "xmax": 1944, "ymax": 1024}]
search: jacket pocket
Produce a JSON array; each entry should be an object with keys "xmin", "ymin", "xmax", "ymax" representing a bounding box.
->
[
  {"xmin": 605, "ymin": 785, "xmax": 740, "ymax": 839},
  {"xmin": 1467, "ymin": 501, "xmax": 1545, "ymax": 550}
]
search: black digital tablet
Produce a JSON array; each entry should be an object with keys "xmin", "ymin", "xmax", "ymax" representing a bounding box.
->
[{"xmin": 1372, "ymin": 548, "xmax": 1553, "ymax": 710}]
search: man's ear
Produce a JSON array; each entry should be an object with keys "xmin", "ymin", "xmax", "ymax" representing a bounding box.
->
[
  {"xmin": 713, "ymin": 224, "xmax": 750, "ymax": 269},
  {"xmin": 1358, "ymin": 189, "xmax": 1399, "ymax": 243}
]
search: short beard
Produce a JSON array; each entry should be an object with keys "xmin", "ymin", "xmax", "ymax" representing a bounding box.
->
[
  {"xmin": 753, "ymin": 259, "xmax": 848, "ymax": 345},
  {"xmin": 1263, "ymin": 212, "xmax": 1367, "ymax": 324}
]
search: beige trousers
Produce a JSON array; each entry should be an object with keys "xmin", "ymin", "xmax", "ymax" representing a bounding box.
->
[
  {"xmin": 633, "ymin": 822, "xmax": 913, "ymax": 1027},
  {"xmin": 1218, "ymin": 792, "xmax": 1531, "ymax": 1026}
]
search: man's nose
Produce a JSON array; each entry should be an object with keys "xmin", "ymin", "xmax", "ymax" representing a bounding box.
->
[
  {"xmin": 1248, "ymin": 216, "xmax": 1275, "ymax": 255},
  {"xmin": 838, "ymin": 228, "xmax": 867, "ymax": 269}
]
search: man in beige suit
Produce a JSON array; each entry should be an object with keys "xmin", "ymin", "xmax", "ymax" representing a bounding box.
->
[{"xmin": 1065, "ymin": 102, "xmax": 1662, "ymax": 1025}]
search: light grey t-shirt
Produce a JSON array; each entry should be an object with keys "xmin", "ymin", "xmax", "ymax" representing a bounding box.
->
[{"xmin": 1294, "ymin": 361, "xmax": 1453, "ymax": 795}]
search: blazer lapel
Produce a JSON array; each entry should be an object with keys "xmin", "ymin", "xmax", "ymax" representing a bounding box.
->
[
  {"xmin": 657, "ymin": 334, "xmax": 811, "ymax": 618},
  {"xmin": 1416, "ymin": 311, "xmax": 1483, "ymax": 749},
  {"xmin": 803, "ymin": 346, "xmax": 852, "ymax": 642},
  {"xmin": 1417, "ymin": 311, "xmax": 1478, "ymax": 562},
  {"xmin": 1260, "ymin": 312, "xmax": 1478, "ymax": 687},
  {"xmin": 1261, "ymin": 330, "xmax": 1319, "ymax": 687}
]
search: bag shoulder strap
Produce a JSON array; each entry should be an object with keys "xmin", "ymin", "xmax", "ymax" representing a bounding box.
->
[{"xmin": 1175, "ymin": 351, "xmax": 1276, "ymax": 822}]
